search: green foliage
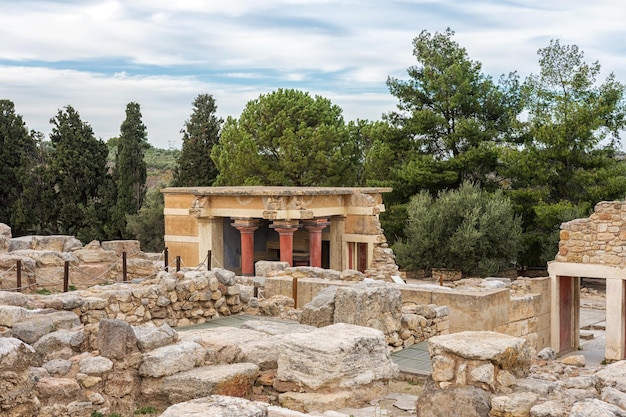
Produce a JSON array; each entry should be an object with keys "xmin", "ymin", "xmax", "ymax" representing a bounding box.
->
[
  {"xmin": 394, "ymin": 182, "xmax": 522, "ymax": 277},
  {"xmin": 126, "ymin": 185, "xmax": 165, "ymax": 253},
  {"xmin": 47, "ymin": 105, "xmax": 112, "ymax": 241},
  {"xmin": 0, "ymin": 99, "xmax": 39, "ymax": 235},
  {"xmin": 212, "ymin": 88, "xmax": 358, "ymax": 186},
  {"xmin": 502, "ymin": 40, "xmax": 626, "ymax": 265},
  {"xmin": 144, "ymin": 146, "xmax": 180, "ymax": 170},
  {"xmin": 173, "ymin": 94, "xmax": 223, "ymax": 186},
  {"xmin": 111, "ymin": 102, "xmax": 149, "ymax": 239},
  {"xmin": 383, "ymin": 28, "xmax": 521, "ymax": 194},
  {"xmin": 90, "ymin": 412, "xmax": 104, "ymax": 417},
  {"xmin": 134, "ymin": 406, "xmax": 158, "ymax": 414},
  {"xmin": 372, "ymin": 29, "xmax": 521, "ymax": 244}
]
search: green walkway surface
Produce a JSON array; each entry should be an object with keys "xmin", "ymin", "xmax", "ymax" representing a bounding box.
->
[{"xmin": 178, "ymin": 314, "xmax": 432, "ymax": 376}]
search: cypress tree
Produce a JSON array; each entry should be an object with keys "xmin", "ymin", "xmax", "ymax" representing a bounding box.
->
[
  {"xmin": 173, "ymin": 94, "xmax": 223, "ymax": 186},
  {"xmin": 112, "ymin": 102, "xmax": 148, "ymax": 239}
]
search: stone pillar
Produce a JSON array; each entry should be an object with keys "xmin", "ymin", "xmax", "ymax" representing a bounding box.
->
[
  {"xmin": 330, "ymin": 216, "xmax": 345, "ymax": 271},
  {"xmin": 232, "ymin": 219, "xmax": 260, "ymax": 276},
  {"xmin": 605, "ymin": 279, "xmax": 625, "ymax": 360},
  {"xmin": 304, "ymin": 218, "xmax": 329, "ymax": 268},
  {"xmin": 271, "ymin": 220, "xmax": 300, "ymax": 267}
]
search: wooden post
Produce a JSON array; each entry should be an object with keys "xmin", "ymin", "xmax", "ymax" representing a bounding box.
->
[
  {"xmin": 176, "ymin": 256, "xmax": 181, "ymax": 272},
  {"xmin": 63, "ymin": 261, "xmax": 69, "ymax": 292},
  {"xmin": 292, "ymin": 277, "xmax": 298, "ymax": 308},
  {"xmin": 164, "ymin": 247, "xmax": 169, "ymax": 271},
  {"xmin": 122, "ymin": 251, "xmax": 127, "ymax": 282},
  {"xmin": 16, "ymin": 260, "xmax": 22, "ymax": 292},
  {"xmin": 207, "ymin": 250, "xmax": 212, "ymax": 271}
]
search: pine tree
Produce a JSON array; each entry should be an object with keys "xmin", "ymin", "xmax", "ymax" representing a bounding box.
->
[
  {"xmin": 173, "ymin": 94, "xmax": 223, "ymax": 187},
  {"xmin": 112, "ymin": 102, "xmax": 149, "ymax": 238}
]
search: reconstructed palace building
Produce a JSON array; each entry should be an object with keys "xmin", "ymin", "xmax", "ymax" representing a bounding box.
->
[{"xmin": 161, "ymin": 187, "xmax": 394, "ymax": 277}]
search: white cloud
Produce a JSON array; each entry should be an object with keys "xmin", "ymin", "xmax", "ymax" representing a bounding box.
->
[{"xmin": 1, "ymin": 0, "xmax": 626, "ymax": 148}]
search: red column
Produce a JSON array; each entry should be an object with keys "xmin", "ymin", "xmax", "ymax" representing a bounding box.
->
[
  {"xmin": 271, "ymin": 221, "xmax": 299, "ymax": 266},
  {"xmin": 232, "ymin": 219, "xmax": 260, "ymax": 276},
  {"xmin": 304, "ymin": 218, "xmax": 329, "ymax": 268}
]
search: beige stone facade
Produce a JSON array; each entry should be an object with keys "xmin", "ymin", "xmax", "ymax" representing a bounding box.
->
[
  {"xmin": 162, "ymin": 187, "xmax": 397, "ymax": 278},
  {"xmin": 550, "ymin": 200, "xmax": 626, "ymax": 360}
]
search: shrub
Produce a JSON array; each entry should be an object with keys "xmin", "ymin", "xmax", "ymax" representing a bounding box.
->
[{"xmin": 394, "ymin": 181, "xmax": 522, "ymax": 277}]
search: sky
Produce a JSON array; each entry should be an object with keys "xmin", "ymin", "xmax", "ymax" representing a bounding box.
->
[{"xmin": 2, "ymin": 0, "xmax": 626, "ymax": 150}]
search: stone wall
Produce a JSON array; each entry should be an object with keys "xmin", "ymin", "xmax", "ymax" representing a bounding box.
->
[
  {"xmin": 265, "ymin": 272, "xmax": 551, "ymax": 351},
  {"xmin": 0, "ymin": 234, "xmax": 162, "ymax": 291},
  {"xmin": 556, "ymin": 201, "xmax": 626, "ymax": 266}
]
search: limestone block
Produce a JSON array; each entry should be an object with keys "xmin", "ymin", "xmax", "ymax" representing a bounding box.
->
[
  {"xmin": 139, "ymin": 341, "xmax": 206, "ymax": 377},
  {"xmin": 11, "ymin": 310, "xmax": 81, "ymax": 345},
  {"xmin": 133, "ymin": 323, "xmax": 177, "ymax": 352},
  {"xmin": 602, "ymin": 387, "xmax": 626, "ymax": 410},
  {"xmin": 43, "ymin": 358, "xmax": 72, "ymax": 376},
  {"xmin": 595, "ymin": 361, "xmax": 626, "ymax": 389},
  {"xmin": 33, "ymin": 329, "xmax": 84, "ymax": 364},
  {"xmin": 278, "ymin": 384, "xmax": 388, "ymax": 413},
  {"xmin": 299, "ymin": 285, "xmax": 337, "ymax": 328},
  {"xmin": 490, "ymin": 392, "xmax": 539, "ymax": 417},
  {"xmin": 73, "ymin": 244, "xmax": 117, "ymax": 263},
  {"xmin": 36, "ymin": 377, "xmax": 82, "ymax": 402},
  {"xmin": 415, "ymin": 379, "xmax": 491, "ymax": 417},
  {"xmin": 162, "ymin": 363, "xmax": 259, "ymax": 403},
  {"xmin": 0, "ymin": 305, "xmax": 40, "ymax": 327},
  {"xmin": 240, "ymin": 320, "xmax": 316, "ymax": 336},
  {"xmin": 470, "ymin": 362, "xmax": 495, "ymax": 387},
  {"xmin": 0, "ymin": 337, "xmax": 35, "ymax": 370},
  {"xmin": 428, "ymin": 331, "xmax": 532, "ymax": 377},
  {"xmin": 569, "ymin": 398, "xmax": 626, "ymax": 417},
  {"xmin": 178, "ymin": 327, "xmax": 268, "ymax": 365},
  {"xmin": 9, "ymin": 249, "xmax": 79, "ymax": 267},
  {"xmin": 0, "ymin": 290, "xmax": 30, "ymax": 307},
  {"xmin": 334, "ymin": 281, "xmax": 402, "ymax": 335},
  {"xmin": 79, "ymin": 355, "xmax": 113, "ymax": 375},
  {"xmin": 214, "ymin": 268, "xmax": 236, "ymax": 286},
  {"xmin": 101, "ymin": 240, "xmax": 141, "ymax": 256},
  {"xmin": 431, "ymin": 354, "xmax": 455, "ymax": 382},
  {"xmin": 160, "ymin": 395, "xmax": 267, "ymax": 417},
  {"xmin": 275, "ymin": 323, "xmax": 398, "ymax": 391},
  {"xmin": 256, "ymin": 260, "xmax": 289, "ymax": 277},
  {"xmin": 97, "ymin": 319, "xmax": 140, "ymax": 360}
]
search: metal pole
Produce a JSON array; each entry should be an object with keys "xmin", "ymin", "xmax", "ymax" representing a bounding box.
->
[
  {"xmin": 176, "ymin": 256, "xmax": 181, "ymax": 272},
  {"xmin": 164, "ymin": 247, "xmax": 169, "ymax": 271},
  {"xmin": 63, "ymin": 261, "xmax": 69, "ymax": 292},
  {"xmin": 207, "ymin": 250, "xmax": 212, "ymax": 271},
  {"xmin": 122, "ymin": 251, "xmax": 127, "ymax": 282},
  {"xmin": 16, "ymin": 260, "xmax": 22, "ymax": 292}
]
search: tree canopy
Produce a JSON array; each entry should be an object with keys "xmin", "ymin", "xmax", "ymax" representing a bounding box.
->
[
  {"xmin": 47, "ymin": 105, "xmax": 111, "ymax": 241},
  {"xmin": 173, "ymin": 93, "xmax": 223, "ymax": 187},
  {"xmin": 0, "ymin": 99, "xmax": 39, "ymax": 235},
  {"xmin": 212, "ymin": 88, "xmax": 359, "ymax": 186}
]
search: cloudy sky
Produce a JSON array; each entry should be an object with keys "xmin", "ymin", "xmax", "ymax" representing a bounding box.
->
[{"xmin": 2, "ymin": 0, "xmax": 626, "ymax": 149}]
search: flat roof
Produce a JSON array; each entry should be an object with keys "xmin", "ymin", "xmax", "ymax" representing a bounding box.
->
[{"xmin": 161, "ymin": 186, "xmax": 393, "ymax": 196}]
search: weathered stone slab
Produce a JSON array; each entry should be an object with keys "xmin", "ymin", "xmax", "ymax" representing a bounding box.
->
[
  {"xmin": 79, "ymin": 355, "xmax": 113, "ymax": 375},
  {"xmin": 101, "ymin": 240, "xmax": 141, "ymax": 256},
  {"xmin": 275, "ymin": 323, "xmax": 398, "ymax": 391},
  {"xmin": 415, "ymin": 379, "xmax": 491, "ymax": 417},
  {"xmin": 333, "ymin": 281, "xmax": 402, "ymax": 336},
  {"xmin": 0, "ymin": 337, "xmax": 34, "ymax": 370},
  {"xmin": 33, "ymin": 329, "xmax": 84, "ymax": 364},
  {"xmin": 596, "ymin": 361, "xmax": 626, "ymax": 391},
  {"xmin": 133, "ymin": 323, "xmax": 178, "ymax": 351},
  {"xmin": 9, "ymin": 249, "xmax": 79, "ymax": 267},
  {"xmin": 429, "ymin": 331, "xmax": 532, "ymax": 375},
  {"xmin": 138, "ymin": 341, "xmax": 206, "ymax": 377},
  {"xmin": 178, "ymin": 327, "xmax": 268, "ymax": 364},
  {"xmin": 569, "ymin": 398, "xmax": 626, "ymax": 417},
  {"xmin": 490, "ymin": 392, "xmax": 538, "ymax": 417},
  {"xmin": 255, "ymin": 260, "xmax": 289, "ymax": 277},
  {"xmin": 299, "ymin": 286, "xmax": 337, "ymax": 328},
  {"xmin": 162, "ymin": 362, "xmax": 259, "ymax": 403},
  {"xmin": 240, "ymin": 319, "xmax": 316, "ymax": 336},
  {"xmin": 11, "ymin": 310, "xmax": 80, "ymax": 345},
  {"xmin": 98, "ymin": 319, "xmax": 140, "ymax": 360},
  {"xmin": 159, "ymin": 395, "xmax": 267, "ymax": 417},
  {"xmin": 36, "ymin": 377, "xmax": 82, "ymax": 402}
]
